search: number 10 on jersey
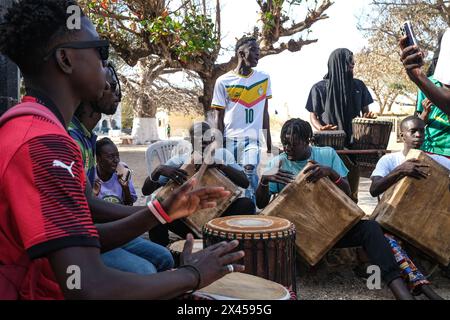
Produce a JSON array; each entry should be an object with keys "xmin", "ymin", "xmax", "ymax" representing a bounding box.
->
[{"xmin": 245, "ymin": 109, "xmax": 254, "ymax": 124}]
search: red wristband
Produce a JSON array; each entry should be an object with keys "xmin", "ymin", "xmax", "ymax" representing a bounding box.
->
[
  {"xmin": 334, "ymin": 176, "xmax": 343, "ymax": 185},
  {"xmin": 153, "ymin": 199, "xmax": 173, "ymax": 224},
  {"xmin": 147, "ymin": 201, "xmax": 166, "ymax": 225}
]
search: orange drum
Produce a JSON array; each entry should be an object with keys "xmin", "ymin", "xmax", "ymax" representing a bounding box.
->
[{"xmin": 203, "ymin": 216, "xmax": 296, "ymax": 292}]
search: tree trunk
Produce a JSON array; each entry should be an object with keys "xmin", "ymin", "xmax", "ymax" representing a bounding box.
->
[
  {"xmin": 199, "ymin": 73, "xmax": 219, "ymax": 124},
  {"xmin": 132, "ymin": 93, "xmax": 160, "ymax": 144}
]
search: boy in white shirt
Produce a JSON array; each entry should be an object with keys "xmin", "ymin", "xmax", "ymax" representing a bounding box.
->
[{"xmin": 370, "ymin": 116, "xmax": 447, "ymax": 299}]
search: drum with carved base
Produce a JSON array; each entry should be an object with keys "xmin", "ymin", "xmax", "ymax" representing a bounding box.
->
[{"xmin": 203, "ymin": 216, "xmax": 296, "ymax": 292}]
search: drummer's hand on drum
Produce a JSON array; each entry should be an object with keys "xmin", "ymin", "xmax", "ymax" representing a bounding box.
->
[
  {"xmin": 363, "ymin": 111, "xmax": 377, "ymax": 119},
  {"xmin": 395, "ymin": 159, "xmax": 430, "ymax": 180},
  {"xmin": 320, "ymin": 124, "xmax": 338, "ymax": 131},
  {"xmin": 261, "ymin": 162, "xmax": 295, "ymax": 186},
  {"xmin": 156, "ymin": 165, "xmax": 188, "ymax": 185},
  {"xmin": 180, "ymin": 234, "xmax": 245, "ymax": 289},
  {"xmin": 161, "ymin": 179, "xmax": 231, "ymax": 220},
  {"xmin": 304, "ymin": 160, "xmax": 340, "ymax": 183}
]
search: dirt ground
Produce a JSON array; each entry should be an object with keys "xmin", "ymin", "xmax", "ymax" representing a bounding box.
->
[{"xmin": 119, "ymin": 144, "xmax": 450, "ymax": 300}]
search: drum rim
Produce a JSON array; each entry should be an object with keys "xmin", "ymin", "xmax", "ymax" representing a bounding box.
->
[
  {"xmin": 313, "ymin": 130, "xmax": 346, "ymax": 136},
  {"xmin": 352, "ymin": 118, "xmax": 394, "ymax": 125},
  {"xmin": 195, "ymin": 273, "xmax": 292, "ymax": 300},
  {"xmin": 205, "ymin": 215, "xmax": 294, "ymax": 234}
]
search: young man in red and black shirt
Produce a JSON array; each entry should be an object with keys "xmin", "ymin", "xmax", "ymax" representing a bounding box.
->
[{"xmin": 0, "ymin": 0, "xmax": 243, "ymax": 300}]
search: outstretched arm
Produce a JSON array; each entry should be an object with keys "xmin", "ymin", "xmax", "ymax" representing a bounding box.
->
[
  {"xmin": 49, "ymin": 236, "xmax": 244, "ymax": 300},
  {"xmin": 96, "ymin": 180, "xmax": 231, "ymax": 252},
  {"xmin": 400, "ymin": 37, "xmax": 450, "ymax": 116}
]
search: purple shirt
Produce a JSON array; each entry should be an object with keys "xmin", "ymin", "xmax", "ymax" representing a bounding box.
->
[{"xmin": 96, "ymin": 167, "xmax": 137, "ymax": 205}]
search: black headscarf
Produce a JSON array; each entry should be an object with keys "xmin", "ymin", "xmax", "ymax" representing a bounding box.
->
[{"xmin": 323, "ymin": 48, "xmax": 358, "ymax": 143}]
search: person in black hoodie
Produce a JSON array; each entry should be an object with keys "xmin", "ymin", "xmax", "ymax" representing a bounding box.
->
[{"xmin": 305, "ymin": 48, "xmax": 376, "ymax": 202}]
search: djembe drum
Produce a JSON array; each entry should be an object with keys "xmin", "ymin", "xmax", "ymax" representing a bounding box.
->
[
  {"xmin": 156, "ymin": 164, "xmax": 241, "ymax": 237},
  {"xmin": 185, "ymin": 273, "xmax": 292, "ymax": 300},
  {"xmin": 312, "ymin": 130, "xmax": 346, "ymax": 150},
  {"xmin": 371, "ymin": 149, "xmax": 450, "ymax": 266},
  {"xmin": 203, "ymin": 216, "xmax": 296, "ymax": 292},
  {"xmin": 352, "ymin": 118, "xmax": 393, "ymax": 177},
  {"xmin": 260, "ymin": 163, "xmax": 365, "ymax": 266}
]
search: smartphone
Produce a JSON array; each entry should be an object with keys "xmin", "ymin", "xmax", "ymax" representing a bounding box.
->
[
  {"xmin": 401, "ymin": 21, "xmax": 418, "ymax": 47},
  {"xmin": 116, "ymin": 162, "xmax": 131, "ymax": 183}
]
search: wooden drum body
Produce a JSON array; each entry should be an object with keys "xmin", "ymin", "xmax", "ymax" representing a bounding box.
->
[
  {"xmin": 261, "ymin": 164, "xmax": 365, "ymax": 266},
  {"xmin": 352, "ymin": 118, "xmax": 393, "ymax": 177},
  {"xmin": 312, "ymin": 130, "xmax": 347, "ymax": 150},
  {"xmin": 156, "ymin": 164, "xmax": 241, "ymax": 237},
  {"xmin": 371, "ymin": 150, "xmax": 450, "ymax": 265},
  {"xmin": 203, "ymin": 216, "xmax": 296, "ymax": 292}
]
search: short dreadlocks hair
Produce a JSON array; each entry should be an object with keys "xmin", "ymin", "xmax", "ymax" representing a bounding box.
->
[
  {"xmin": 235, "ymin": 36, "xmax": 257, "ymax": 54},
  {"xmin": 281, "ymin": 119, "xmax": 314, "ymax": 145},
  {"xmin": 0, "ymin": 0, "xmax": 84, "ymax": 75}
]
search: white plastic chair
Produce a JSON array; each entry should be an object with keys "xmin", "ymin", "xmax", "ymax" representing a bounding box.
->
[{"xmin": 145, "ymin": 139, "xmax": 192, "ymax": 176}]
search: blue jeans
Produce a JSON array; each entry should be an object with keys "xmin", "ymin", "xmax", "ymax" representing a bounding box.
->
[
  {"xmin": 225, "ymin": 137, "xmax": 260, "ymax": 203},
  {"xmin": 101, "ymin": 237, "xmax": 174, "ymax": 275}
]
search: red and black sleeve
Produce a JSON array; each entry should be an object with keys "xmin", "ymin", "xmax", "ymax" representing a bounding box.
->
[{"xmin": 3, "ymin": 134, "xmax": 100, "ymax": 259}]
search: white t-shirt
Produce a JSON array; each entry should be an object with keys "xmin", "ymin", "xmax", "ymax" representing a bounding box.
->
[
  {"xmin": 211, "ymin": 69, "xmax": 272, "ymax": 140},
  {"xmin": 371, "ymin": 151, "xmax": 450, "ymax": 178}
]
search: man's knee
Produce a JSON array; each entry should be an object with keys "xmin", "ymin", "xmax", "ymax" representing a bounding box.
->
[
  {"xmin": 134, "ymin": 260, "xmax": 158, "ymax": 275},
  {"xmin": 158, "ymin": 249, "xmax": 175, "ymax": 271},
  {"xmin": 360, "ymin": 220, "xmax": 384, "ymax": 239}
]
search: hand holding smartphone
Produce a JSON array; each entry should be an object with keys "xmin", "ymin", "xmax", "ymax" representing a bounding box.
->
[{"xmin": 401, "ymin": 21, "xmax": 418, "ymax": 47}]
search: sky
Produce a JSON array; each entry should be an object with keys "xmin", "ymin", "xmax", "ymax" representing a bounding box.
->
[{"xmin": 215, "ymin": 0, "xmax": 373, "ymax": 121}]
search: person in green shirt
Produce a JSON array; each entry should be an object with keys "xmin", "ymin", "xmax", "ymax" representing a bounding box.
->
[{"xmin": 416, "ymin": 76, "xmax": 450, "ymax": 158}]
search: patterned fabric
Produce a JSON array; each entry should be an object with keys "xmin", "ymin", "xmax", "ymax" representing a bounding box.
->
[{"xmin": 384, "ymin": 234, "xmax": 430, "ymax": 291}]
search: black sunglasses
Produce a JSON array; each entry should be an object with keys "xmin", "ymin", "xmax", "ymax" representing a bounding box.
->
[
  {"xmin": 43, "ymin": 39, "xmax": 110, "ymax": 62},
  {"xmin": 107, "ymin": 62, "xmax": 122, "ymax": 101}
]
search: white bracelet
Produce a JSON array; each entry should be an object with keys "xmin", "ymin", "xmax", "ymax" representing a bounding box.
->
[{"xmin": 147, "ymin": 201, "xmax": 166, "ymax": 225}]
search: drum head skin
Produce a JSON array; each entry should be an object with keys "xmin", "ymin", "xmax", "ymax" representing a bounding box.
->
[
  {"xmin": 169, "ymin": 240, "xmax": 203, "ymax": 253},
  {"xmin": 196, "ymin": 273, "xmax": 291, "ymax": 300},
  {"xmin": 205, "ymin": 216, "xmax": 292, "ymax": 234}
]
